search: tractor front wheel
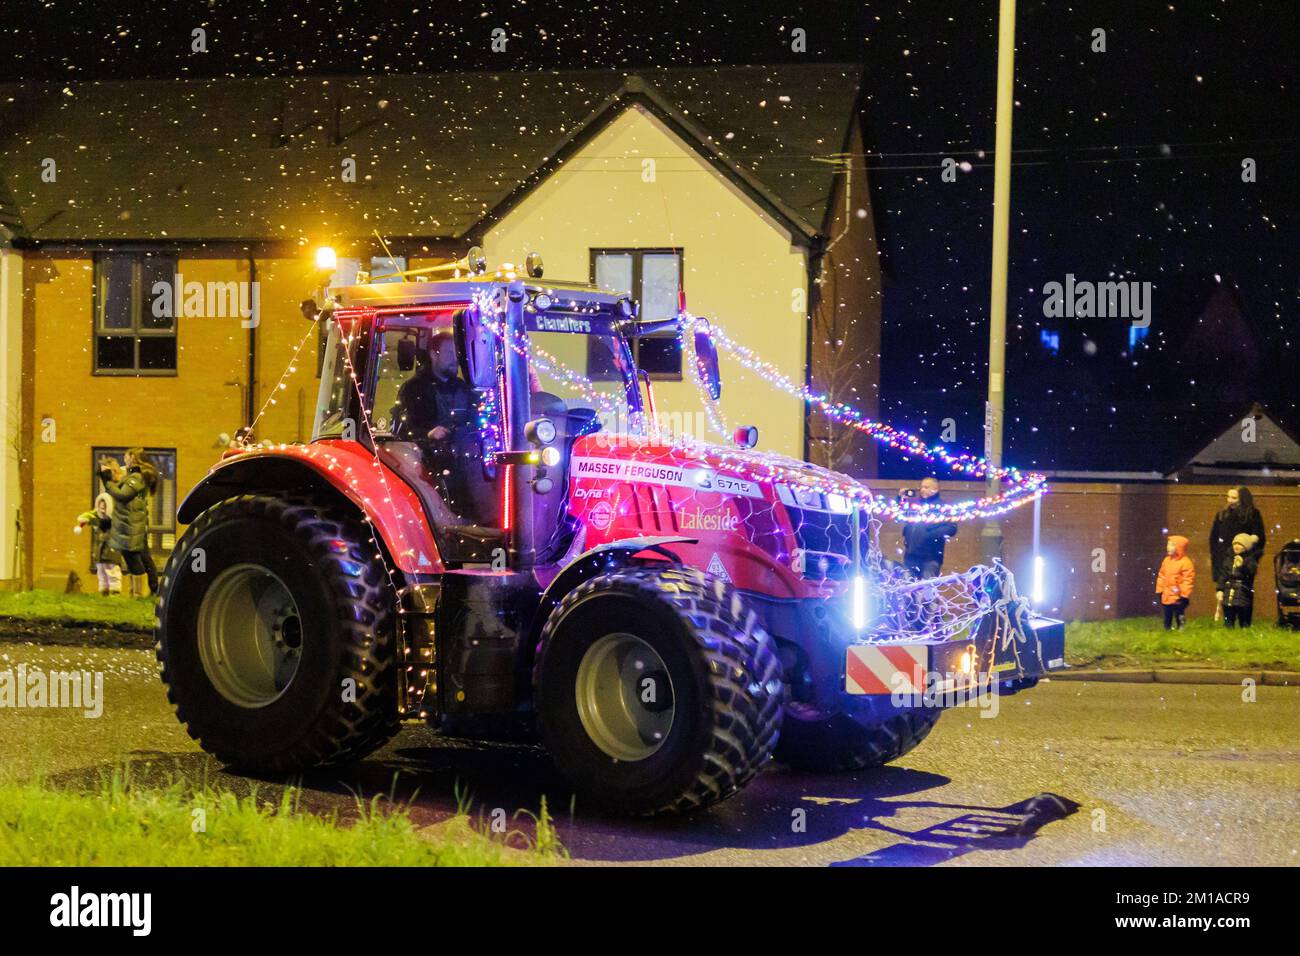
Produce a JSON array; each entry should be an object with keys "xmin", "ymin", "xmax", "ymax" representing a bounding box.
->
[
  {"xmin": 156, "ymin": 494, "xmax": 401, "ymax": 773},
  {"xmin": 535, "ymin": 566, "xmax": 784, "ymax": 815}
]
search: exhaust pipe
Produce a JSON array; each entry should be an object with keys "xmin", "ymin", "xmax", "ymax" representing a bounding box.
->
[{"xmin": 503, "ymin": 280, "xmax": 535, "ymax": 571}]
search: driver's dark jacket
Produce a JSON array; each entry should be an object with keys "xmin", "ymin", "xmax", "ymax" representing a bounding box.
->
[{"xmin": 393, "ymin": 370, "xmax": 473, "ymax": 441}]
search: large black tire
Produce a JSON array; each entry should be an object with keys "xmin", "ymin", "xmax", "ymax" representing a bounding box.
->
[
  {"xmin": 156, "ymin": 494, "xmax": 401, "ymax": 773},
  {"xmin": 774, "ymin": 700, "xmax": 942, "ymax": 773},
  {"xmin": 535, "ymin": 566, "xmax": 785, "ymax": 815}
]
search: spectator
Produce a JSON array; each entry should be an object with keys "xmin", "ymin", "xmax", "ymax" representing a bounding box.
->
[
  {"xmin": 1156, "ymin": 534, "xmax": 1195, "ymax": 629},
  {"xmin": 98, "ymin": 449, "xmax": 159, "ymax": 598},
  {"xmin": 898, "ymin": 476, "xmax": 957, "ymax": 579},
  {"xmin": 74, "ymin": 493, "xmax": 123, "ymax": 596},
  {"xmin": 1218, "ymin": 533, "xmax": 1260, "ymax": 628},
  {"xmin": 1209, "ymin": 486, "xmax": 1266, "ymax": 579}
]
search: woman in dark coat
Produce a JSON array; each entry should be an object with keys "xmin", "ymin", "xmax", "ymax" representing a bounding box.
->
[
  {"xmin": 1209, "ymin": 486, "xmax": 1266, "ymax": 613},
  {"xmin": 98, "ymin": 448, "xmax": 159, "ymax": 597}
]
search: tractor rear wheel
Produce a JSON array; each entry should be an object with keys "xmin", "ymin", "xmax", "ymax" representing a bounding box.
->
[
  {"xmin": 535, "ymin": 566, "xmax": 784, "ymax": 815},
  {"xmin": 156, "ymin": 494, "xmax": 401, "ymax": 773},
  {"xmin": 774, "ymin": 700, "xmax": 942, "ymax": 773}
]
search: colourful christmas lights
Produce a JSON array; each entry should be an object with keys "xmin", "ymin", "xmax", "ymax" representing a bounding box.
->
[
  {"xmin": 678, "ymin": 312, "xmax": 1047, "ymax": 523},
  {"xmin": 465, "ymin": 287, "xmax": 1046, "ymax": 524}
]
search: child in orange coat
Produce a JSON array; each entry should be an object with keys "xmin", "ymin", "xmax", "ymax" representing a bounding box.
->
[{"xmin": 1156, "ymin": 534, "xmax": 1195, "ymax": 629}]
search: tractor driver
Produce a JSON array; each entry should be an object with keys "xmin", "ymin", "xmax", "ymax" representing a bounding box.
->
[
  {"xmin": 391, "ymin": 328, "xmax": 482, "ymax": 519},
  {"xmin": 394, "ymin": 329, "xmax": 472, "ymax": 446}
]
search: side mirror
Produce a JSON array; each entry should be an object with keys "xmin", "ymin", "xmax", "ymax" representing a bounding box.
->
[
  {"xmin": 693, "ymin": 320, "xmax": 722, "ymax": 401},
  {"xmin": 454, "ymin": 307, "xmax": 498, "ymax": 389}
]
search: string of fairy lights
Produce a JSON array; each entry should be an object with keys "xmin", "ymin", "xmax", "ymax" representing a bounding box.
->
[
  {"xmin": 239, "ymin": 285, "xmax": 1043, "ymax": 556},
  {"xmin": 678, "ymin": 312, "xmax": 1048, "ymax": 523},
  {"xmin": 218, "ymin": 281, "xmax": 1035, "ymax": 647},
  {"xmin": 465, "ymin": 286, "xmax": 1046, "ymax": 524},
  {"xmin": 240, "ymin": 318, "xmax": 319, "ymax": 442}
]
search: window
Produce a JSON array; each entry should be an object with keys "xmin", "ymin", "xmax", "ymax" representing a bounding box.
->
[
  {"xmin": 90, "ymin": 447, "xmax": 178, "ymax": 551},
  {"xmin": 93, "ymin": 253, "xmax": 179, "ymax": 373},
  {"xmin": 590, "ymin": 249, "xmax": 683, "ymax": 379},
  {"xmin": 314, "ymin": 319, "xmax": 360, "ymax": 438},
  {"xmin": 369, "ymin": 255, "xmax": 407, "ymax": 283}
]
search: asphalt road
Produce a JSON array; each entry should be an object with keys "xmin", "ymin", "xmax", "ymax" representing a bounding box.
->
[{"xmin": 3, "ymin": 641, "xmax": 1297, "ymax": 866}]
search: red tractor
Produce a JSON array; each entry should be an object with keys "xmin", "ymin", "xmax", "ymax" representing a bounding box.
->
[{"xmin": 157, "ymin": 260, "xmax": 1065, "ymax": 815}]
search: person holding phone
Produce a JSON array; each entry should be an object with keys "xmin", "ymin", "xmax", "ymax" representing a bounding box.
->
[
  {"xmin": 898, "ymin": 476, "xmax": 958, "ymax": 579},
  {"xmin": 98, "ymin": 449, "xmax": 159, "ymax": 598}
]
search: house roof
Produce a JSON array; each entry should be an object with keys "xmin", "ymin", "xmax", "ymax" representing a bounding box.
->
[
  {"xmin": 1003, "ymin": 398, "xmax": 1300, "ymax": 479},
  {"xmin": 0, "ymin": 65, "xmax": 862, "ymax": 247}
]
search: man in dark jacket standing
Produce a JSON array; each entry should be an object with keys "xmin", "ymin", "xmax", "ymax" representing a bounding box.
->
[{"xmin": 900, "ymin": 477, "xmax": 958, "ymax": 579}]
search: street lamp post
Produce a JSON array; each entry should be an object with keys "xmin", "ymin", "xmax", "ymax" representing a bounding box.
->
[{"xmin": 981, "ymin": 0, "xmax": 1018, "ymax": 563}]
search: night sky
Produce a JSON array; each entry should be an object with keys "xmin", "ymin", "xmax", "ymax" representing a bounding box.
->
[{"xmin": 3, "ymin": 0, "xmax": 1296, "ymax": 475}]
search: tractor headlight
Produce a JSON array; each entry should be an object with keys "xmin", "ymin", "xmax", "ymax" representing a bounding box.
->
[
  {"xmin": 533, "ymin": 292, "xmax": 554, "ymax": 312},
  {"xmin": 525, "ymin": 418, "xmax": 557, "ymax": 445},
  {"xmin": 826, "ymin": 492, "xmax": 852, "ymax": 514},
  {"xmin": 776, "ymin": 483, "xmax": 825, "ymax": 511},
  {"xmin": 1032, "ymin": 555, "xmax": 1046, "ymax": 604},
  {"xmin": 851, "ymin": 574, "xmax": 869, "ymax": 631}
]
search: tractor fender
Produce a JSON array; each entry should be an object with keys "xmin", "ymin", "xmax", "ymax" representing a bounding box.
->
[
  {"xmin": 528, "ymin": 535, "xmax": 697, "ymax": 656},
  {"xmin": 176, "ymin": 443, "xmax": 443, "ymax": 575}
]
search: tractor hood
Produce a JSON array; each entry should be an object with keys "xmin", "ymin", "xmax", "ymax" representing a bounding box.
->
[
  {"xmin": 564, "ymin": 432, "xmax": 867, "ymax": 595},
  {"xmin": 567, "ymin": 433, "xmax": 867, "ymax": 512}
]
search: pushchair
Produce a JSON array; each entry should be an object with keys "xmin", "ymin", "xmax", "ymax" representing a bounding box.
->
[{"xmin": 1275, "ymin": 540, "xmax": 1300, "ymax": 629}]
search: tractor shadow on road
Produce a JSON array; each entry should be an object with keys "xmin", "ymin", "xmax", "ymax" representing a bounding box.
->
[
  {"xmin": 370, "ymin": 732, "xmax": 1078, "ymax": 864},
  {"xmin": 47, "ymin": 731, "xmax": 1079, "ymax": 865}
]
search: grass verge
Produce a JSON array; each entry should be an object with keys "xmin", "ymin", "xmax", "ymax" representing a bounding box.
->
[
  {"xmin": 6, "ymin": 590, "xmax": 1293, "ymax": 673},
  {"xmin": 0, "ymin": 768, "xmax": 565, "ymax": 866},
  {"xmin": 1065, "ymin": 616, "xmax": 1300, "ymax": 671},
  {"xmin": 0, "ymin": 589, "xmax": 154, "ymax": 631}
]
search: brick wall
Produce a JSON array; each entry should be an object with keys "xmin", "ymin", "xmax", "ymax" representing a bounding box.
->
[{"xmin": 23, "ymin": 252, "xmax": 324, "ymax": 588}]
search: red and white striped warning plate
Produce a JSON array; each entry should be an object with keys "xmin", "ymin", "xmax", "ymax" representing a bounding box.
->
[{"xmin": 845, "ymin": 644, "xmax": 928, "ymax": 695}]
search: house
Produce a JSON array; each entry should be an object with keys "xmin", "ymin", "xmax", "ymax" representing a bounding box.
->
[{"xmin": 0, "ymin": 65, "xmax": 881, "ymax": 588}]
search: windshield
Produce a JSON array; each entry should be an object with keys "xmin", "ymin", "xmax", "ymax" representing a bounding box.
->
[
  {"xmin": 368, "ymin": 312, "xmax": 463, "ymax": 439},
  {"xmin": 313, "ymin": 306, "xmax": 644, "ymax": 445},
  {"xmin": 526, "ymin": 325, "xmax": 640, "ymax": 434},
  {"xmin": 313, "ymin": 319, "xmax": 355, "ymax": 439}
]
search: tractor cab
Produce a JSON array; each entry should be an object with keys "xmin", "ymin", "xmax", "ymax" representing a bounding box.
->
[{"xmin": 312, "ymin": 265, "xmax": 699, "ymax": 570}]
